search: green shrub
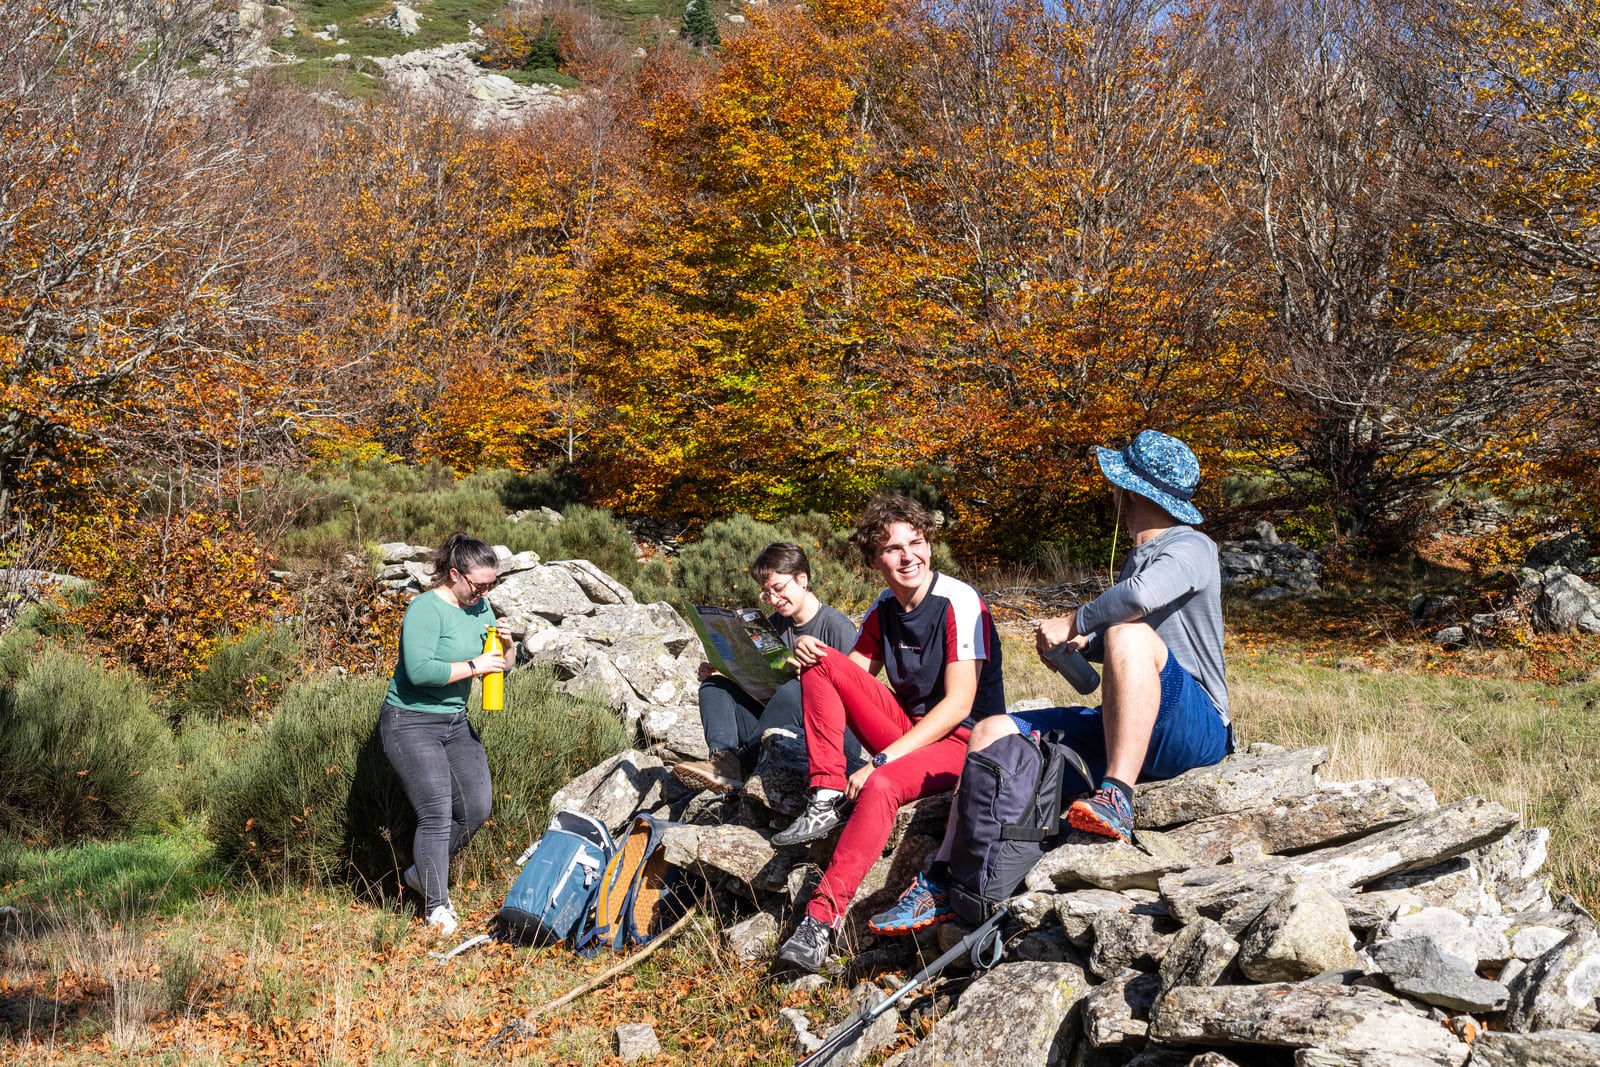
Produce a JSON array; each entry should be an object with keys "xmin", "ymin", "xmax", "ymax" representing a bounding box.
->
[
  {"xmin": 670, "ymin": 512, "xmax": 883, "ymax": 614},
  {"xmin": 172, "ymin": 717, "xmax": 258, "ymax": 819},
  {"xmin": 520, "ymin": 504, "xmax": 641, "ymax": 588},
  {"xmin": 208, "ymin": 668, "xmax": 627, "ymax": 893},
  {"xmin": 209, "ymin": 673, "xmax": 397, "ymax": 888},
  {"xmin": 0, "ymin": 650, "xmax": 177, "ymax": 842},
  {"xmin": 168, "ymin": 625, "xmax": 302, "ymax": 724},
  {"xmin": 497, "ymin": 464, "xmax": 586, "ymax": 512}
]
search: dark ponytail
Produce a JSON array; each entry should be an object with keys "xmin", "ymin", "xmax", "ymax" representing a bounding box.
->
[{"xmin": 430, "ymin": 532, "xmax": 498, "ymax": 587}]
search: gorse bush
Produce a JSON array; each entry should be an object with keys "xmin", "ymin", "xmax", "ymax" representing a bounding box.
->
[
  {"xmin": 208, "ymin": 668, "xmax": 628, "ymax": 893},
  {"xmin": 0, "ymin": 650, "xmax": 176, "ymax": 842},
  {"xmin": 169, "ymin": 625, "xmax": 302, "ymax": 724}
]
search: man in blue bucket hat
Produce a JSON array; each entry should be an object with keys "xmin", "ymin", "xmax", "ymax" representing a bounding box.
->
[
  {"xmin": 1018, "ymin": 428, "xmax": 1230, "ymax": 840},
  {"xmin": 867, "ymin": 430, "xmax": 1229, "ymax": 940}
]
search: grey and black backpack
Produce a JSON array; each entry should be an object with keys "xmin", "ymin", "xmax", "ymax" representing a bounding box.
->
[{"xmin": 947, "ymin": 731, "xmax": 1092, "ymax": 924}]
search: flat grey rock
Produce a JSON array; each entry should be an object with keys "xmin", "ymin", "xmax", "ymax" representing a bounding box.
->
[
  {"xmin": 1149, "ymin": 984, "xmax": 1467, "ymax": 1066},
  {"xmin": 1367, "ymin": 936, "xmax": 1508, "ymax": 1012},
  {"xmin": 894, "ymin": 961, "xmax": 1090, "ymax": 1067},
  {"xmin": 1134, "ymin": 746, "xmax": 1327, "ymax": 829},
  {"xmin": 1469, "ymin": 1029, "xmax": 1600, "ymax": 1067}
]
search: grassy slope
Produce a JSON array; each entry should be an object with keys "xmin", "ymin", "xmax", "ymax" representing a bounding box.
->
[
  {"xmin": 272, "ymin": 0, "xmax": 693, "ymax": 97},
  {"xmin": 4, "ymin": 629, "xmax": 1598, "ymax": 1062}
]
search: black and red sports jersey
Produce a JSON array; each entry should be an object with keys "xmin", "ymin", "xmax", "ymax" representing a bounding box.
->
[{"xmin": 854, "ymin": 572, "xmax": 1005, "ymax": 723}]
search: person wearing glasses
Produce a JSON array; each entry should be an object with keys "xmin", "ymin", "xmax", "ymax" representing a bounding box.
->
[
  {"xmin": 380, "ymin": 532, "xmax": 514, "ymax": 937},
  {"xmin": 672, "ymin": 542, "xmax": 858, "ymax": 796}
]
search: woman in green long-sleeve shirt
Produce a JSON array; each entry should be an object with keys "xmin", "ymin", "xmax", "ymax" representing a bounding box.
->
[{"xmin": 381, "ymin": 532, "xmax": 514, "ymax": 937}]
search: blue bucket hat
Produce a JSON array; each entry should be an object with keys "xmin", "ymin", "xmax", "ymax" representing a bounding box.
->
[{"xmin": 1096, "ymin": 430, "xmax": 1204, "ymax": 525}]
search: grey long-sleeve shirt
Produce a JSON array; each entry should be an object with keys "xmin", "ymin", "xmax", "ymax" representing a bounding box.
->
[{"xmin": 1076, "ymin": 525, "xmax": 1229, "ymax": 721}]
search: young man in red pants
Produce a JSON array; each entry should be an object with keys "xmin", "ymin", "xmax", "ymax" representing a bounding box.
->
[{"xmin": 774, "ymin": 494, "xmax": 1005, "ymax": 973}]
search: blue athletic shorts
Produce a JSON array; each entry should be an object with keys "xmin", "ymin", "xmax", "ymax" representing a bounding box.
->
[{"xmin": 1007, "ymin": 652, "xmax": 1229, "ymax": 786}]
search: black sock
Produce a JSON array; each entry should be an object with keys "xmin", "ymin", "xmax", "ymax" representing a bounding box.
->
[{"xmin": 1102, "ymin": 777, "xmax": 1134, "ymax": 809}]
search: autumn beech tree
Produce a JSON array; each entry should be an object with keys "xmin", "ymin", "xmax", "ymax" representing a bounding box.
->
[
  {"xmin": 1202, "ymin": 0, "xmax": 1570, "ymax": 541},
  {"xmin": 0, "ymin": 0, "xmax": 310, "ymax": 530},
  {"xmin": 860, "ymin": 0, "xmax": 1249, "ymax": 553},
  {"xmin": 1414, "ymin": 0, "xmax": 1600, "ymax": 522}
]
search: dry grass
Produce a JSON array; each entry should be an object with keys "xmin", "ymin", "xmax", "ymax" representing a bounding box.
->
[{"xmin": 4, "ymin": 630, "xmax": 1597, "ymax": 1064}]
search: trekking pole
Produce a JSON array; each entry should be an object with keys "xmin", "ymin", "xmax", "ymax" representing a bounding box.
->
[{"xmin": 796, "ymin": 905, "xmax": 1010, "ymax": 1067}]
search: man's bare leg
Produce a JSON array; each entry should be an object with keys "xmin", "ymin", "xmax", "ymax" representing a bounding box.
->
[{"xmin": 1099, "ymin": 621, "xmax": 1168, "ymax": 785}]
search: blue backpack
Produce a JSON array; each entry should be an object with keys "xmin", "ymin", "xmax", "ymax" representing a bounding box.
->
[{"xmin": 495, "ymin": 810, "xmax": 615, "ymax": 947}]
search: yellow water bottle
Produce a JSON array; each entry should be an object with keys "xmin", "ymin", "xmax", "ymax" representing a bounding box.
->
[{"xmin": 480, "ymin": 627, "xmax": 504, "ymax": 711}]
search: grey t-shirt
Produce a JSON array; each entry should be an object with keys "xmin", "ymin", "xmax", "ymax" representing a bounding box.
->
[
  {"xmin": 771, "ymin": 603, "xmax": 857, "ymax": 655},
  {"xmin": 1076, "ymin": 525, "xmax": 1229, "ymax": 721}
]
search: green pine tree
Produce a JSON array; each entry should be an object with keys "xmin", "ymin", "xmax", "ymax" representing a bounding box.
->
[{"xmin": 681, "ymin": 0, "xmax": 719, "ymax": 49}]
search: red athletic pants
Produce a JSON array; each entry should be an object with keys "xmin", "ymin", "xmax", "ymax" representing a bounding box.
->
[{"xmin": 800, "ymin": 650, "xmax": 971, "ymax": 926}]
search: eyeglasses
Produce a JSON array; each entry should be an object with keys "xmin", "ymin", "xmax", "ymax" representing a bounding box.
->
[
  {"xmin": 458, "ymin": 572, "xmax": 499, "ymax": 597},
  {"xmin": 760, "ymin": 575, "xmax": 798, "ymax": 603}
]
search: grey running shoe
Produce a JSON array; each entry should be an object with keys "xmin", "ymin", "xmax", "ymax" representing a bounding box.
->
[
  {"xmin": 777, "ymin": 914, "xmax": 831, "ymax": 973},
  {"xmin": 771, "ymin": 793, "xmax": 844, "ymax": 847}
]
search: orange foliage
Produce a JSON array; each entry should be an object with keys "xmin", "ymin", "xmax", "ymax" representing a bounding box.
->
[{"xmin": 64, "ymin": 511, "xmax": 278, "ymax": 680}]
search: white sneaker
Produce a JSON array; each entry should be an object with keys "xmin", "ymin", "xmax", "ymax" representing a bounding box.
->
[
  {"xmin": 402, "ymin": 865, "xmax": 422, "ymax": 894},
  {"xmin": 426, "ymin": 904, "xmax": 458, "ymax": 937}
]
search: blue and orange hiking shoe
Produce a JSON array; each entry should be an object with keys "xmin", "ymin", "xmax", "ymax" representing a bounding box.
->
[
  {"xmin": 867, "ymin": 871, "xmax": 954, "ymax": 936},
  {"xmin": 1068, "ymin": 785, "xmax": 1135, "ymax": 843}
]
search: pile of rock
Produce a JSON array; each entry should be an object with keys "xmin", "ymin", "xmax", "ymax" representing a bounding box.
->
[
  {"xmin": 548, "ymin": 737, "xmax": 1598, "ymax": 1067},
  {"xmin": 1218, "ymin": 522, "xmax": 1324, "ymax": 600},
  {"xmin": 375, "ymin": 542, "xmax": 710, "ymax": 756},
  {"xmin": 369, "ymin": 42, "xmax": 572, "ymax": 126},
  {"xmin": 1420, "ymin": 533, "xmax": 1600, "ymax": 647}
]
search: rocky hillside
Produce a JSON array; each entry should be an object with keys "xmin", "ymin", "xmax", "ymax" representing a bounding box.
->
[{"xmin": 198, "ymin": 0, "xmax": 724, "ymax": 123}]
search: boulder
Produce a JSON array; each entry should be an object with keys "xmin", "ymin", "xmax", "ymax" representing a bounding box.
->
[
  {"xmin": 1366, "ymin": 937, "xmax": 1508, "ymax": 1013},
  {"xmin": 810, "ymin": 982, "xmax": 902, "ymax": 1067},
  {"xmin": 1157, "ymin": 917, "xmax": 1240, "ymax": 1000},
  {"xmin": 548, "ymin": 750, "xmax": 668, "ymax": 831},
  {"xmin": 1502, "ymin": 930, "xmax": 1600, "ymax": 1033},
  {"xmin": 1135, "ymin": 746, "xmax": 1327, "ymax": 829},
  {"xmin": 1375, "ymin": 907, "xmax": 1510, "ymax": 969},
  {"xmin": 1469, "ymin": 1029, "xmax": 1600, "ymax": 1067},
  {"xmin": 1530, "ymin": 569, "xmax": 1600, "ymax": 634},
  {"xmin": 615, "ymin": 1022, "xmax": 659, "ymax": 1063},
  {"xmin": 1160, "ymin": 797, "xmax": 1520, "ymax": 933},
  {"xmin": 491, "ymin": 563, "xmax": 597, "ymax": 622},
  {"xmin": 547, "ymin": 559, "xmax": 636, "ymax": 605},
  {"xmin": 1027, "ymin": 831, "xmax": 1189, "ymax": 893},
  {"xmin": 1168, "ymin": 777, "xmax": 1436, "ymax": 866},
  {"xmin": 722, "ymin": 909, "xmax": 780, "ymax": 963},
  {"xmin": 1476, "ymin": 829, "xmax": 1552, "ymax": 913},
  {"xmin": 743, "ymin": 731, "xmax": 810, "ymax": 816},
  {"xmin": 1054, "ymin": 889, "xmax": 1149, "ymax": 947},
  {"xmin": 1088, "ymin": 907, "xmax": 1181, "ymax": 979},
  {"xmin": 1081, "ymin": 971, "xmax": 1161, "ymax": 1048},
  {"xmin": 1237, "ymin": 881, "xmax": 1360, "ymax": 982},
  {"xmin": 893, "ymin": 961, "xmax": 1090, "ymax": 1066}
]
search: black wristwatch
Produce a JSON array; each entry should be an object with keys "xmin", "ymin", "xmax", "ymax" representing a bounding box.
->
[{"xmin": 871, "ymin": 752, "xmax": 890, "ymax": 768}]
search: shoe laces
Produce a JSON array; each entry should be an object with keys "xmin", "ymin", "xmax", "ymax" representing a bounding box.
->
[
  {"xmin": 1096, "ymin": 785, "xmax": 1132, "ymax": 821},
  {"xmin": 903, "ymin": 872, "xmax": 938, "ymax": 907},
  {"xmin": 802, "ymin": 794, "xmax": 838, "ymax": 818},
  {"xmin": 793, "ymin": 915, "xmax": 829, "ymax": 950}
]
